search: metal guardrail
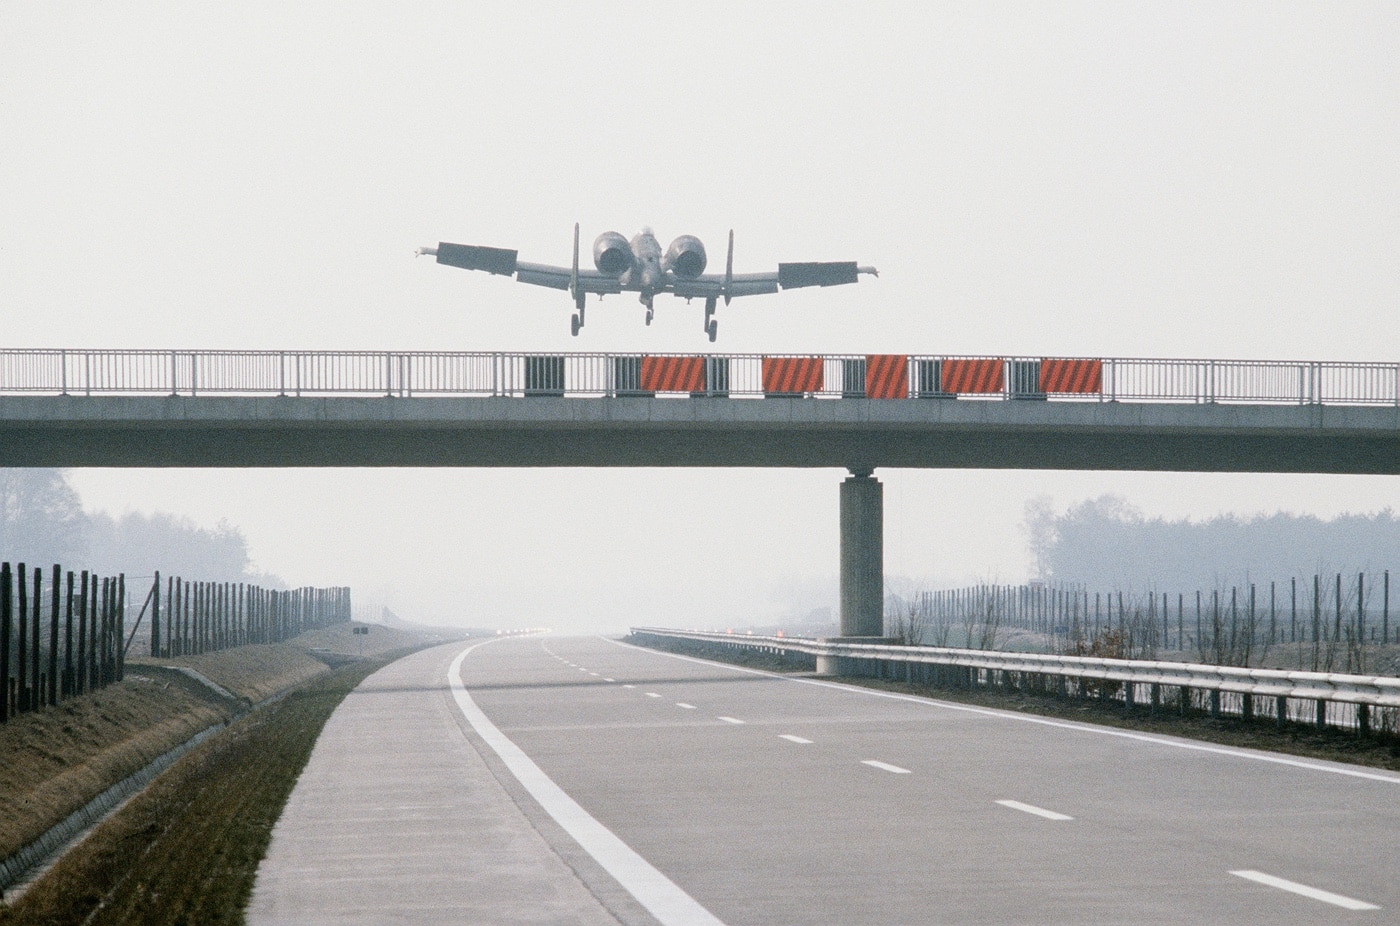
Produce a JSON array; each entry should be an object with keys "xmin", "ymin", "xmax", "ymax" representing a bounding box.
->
[
  {"xmin": 629, "ymin": 627, "xmax": 1400, "ymax": 732},
  {"xmin": 0, "ymin": 350, "xmax": 1395, "ymax": 405}
]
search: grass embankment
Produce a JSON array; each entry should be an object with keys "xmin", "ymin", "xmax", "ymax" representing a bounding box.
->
[
  {"xmin": 0, "ymin": 680, "xmax": 233, "ymax": 865},
  {"xmin": 630, "ymin": 635, "xmax": 1400, "ymax": 773},
  {"xmin": 0, "ymin": 623, "xmax": 428, "ymax": 878},
  {"xmin": 0, "ymin": 648, "xmax": 421, "ymax": 926}
]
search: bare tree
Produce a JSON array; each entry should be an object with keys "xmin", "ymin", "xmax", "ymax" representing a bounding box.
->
[{"xmin": 0, "ymin": 468, "xmax": 87, "ymax": 564}]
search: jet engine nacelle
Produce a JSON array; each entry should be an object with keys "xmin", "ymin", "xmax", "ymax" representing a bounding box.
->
[
  {"xmin": 664, "ymin": 235, "xmax": 707, "ymax": 278},
  {"xmin": 593, "ymin": 231, "xmax": 633, "ymax": 276}
]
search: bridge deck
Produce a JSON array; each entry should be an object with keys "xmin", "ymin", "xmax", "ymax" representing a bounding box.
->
[{"xmin": 0, "ymin": 393, "xmax": 1395, "ymax": 472}]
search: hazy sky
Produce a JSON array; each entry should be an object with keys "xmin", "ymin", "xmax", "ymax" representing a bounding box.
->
[{"xmin": 3, "ymin": 4, "xmax": 1397, "ymax": 630}]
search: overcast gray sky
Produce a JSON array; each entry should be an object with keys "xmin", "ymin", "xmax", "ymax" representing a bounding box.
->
[{"xmin": 2, "ymin": 3, "xmax": 1396, "ymax": 630}]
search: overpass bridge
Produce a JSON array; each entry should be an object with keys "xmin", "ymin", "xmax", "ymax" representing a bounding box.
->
[{"xmin": 1, "ymin": 348, "xmax": 1395, "ymax": 637}]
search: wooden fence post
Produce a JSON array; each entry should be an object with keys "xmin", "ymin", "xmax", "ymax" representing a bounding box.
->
[
  {"xmin": 98, "ymin": 577, "xmax": 110, "ymax": 687},
  {"xmin": 88, "ymin": 572, "xmax": 99, "ymax": 692},
  {"xmin": 150, "ymin": 571, "xmax": 161, "ymax": 657},
  {"xmin": 31, "ymin": 566, "xmax": 42, "ymax": 709},
  {"xmin": 76, "ymin": 571, "xmax": 88, "ymax": 695},
  {"xmin": 1, "ymin": 563, "xmax": 11, "ymax": 722},
  {"xmin": 49, "ymin": 564, "xmax": 59, "ymax": 706},
  {"xmin": 116, "ymin": 574, "xmax": 125, "ymax": 681},
  {"xmin": 64, "ymin": 571, "xmax": 74, "ymax": 697},
  {"xmin": 17, "ymin": 564, "xmax": 29, "ymax": 712}
]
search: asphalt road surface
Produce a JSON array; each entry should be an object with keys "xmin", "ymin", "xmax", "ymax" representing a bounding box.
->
[{"xmin": 250, "ymin": 635, "xmax": 1400, "ymax": 925}]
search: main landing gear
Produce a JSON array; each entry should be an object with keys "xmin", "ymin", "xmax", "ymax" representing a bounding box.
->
[
  {"xmin": 570, "ymin": 288, "xmax": 586, "ymax": 336},
  {"xmin": 703, "ymin": 297, "xmax": 718, "ymax": 342}
]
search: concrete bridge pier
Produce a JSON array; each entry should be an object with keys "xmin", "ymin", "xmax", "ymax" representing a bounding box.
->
[{"xmin": 819, "ymin": 468, "xmax": 889, "ymax": 676}]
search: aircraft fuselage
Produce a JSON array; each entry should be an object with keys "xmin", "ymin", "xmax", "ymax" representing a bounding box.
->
[{"xmin": 622, "ymin": 227, "xmax": 666, "ymax": 306}]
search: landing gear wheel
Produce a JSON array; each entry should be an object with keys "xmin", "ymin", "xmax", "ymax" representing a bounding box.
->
[
  {"xmin": 706, "ymin": 319, "xmax": 718, "ymax": 342},
  {"xmin": 570, "ymin": 313, "xmax": 582, "ymax": 337},
  {"xmin": 645, "ymin": 306, "xmax": 654, "ymax": 326}
]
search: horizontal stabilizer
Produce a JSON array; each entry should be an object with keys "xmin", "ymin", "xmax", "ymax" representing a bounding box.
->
[
  {"xmin": 435, "ymin": 242, "xmax": 519, "ymax": 276},
  {"xmin": 778, "ymin": 261, "xmax": 860, "ymax": 289}
]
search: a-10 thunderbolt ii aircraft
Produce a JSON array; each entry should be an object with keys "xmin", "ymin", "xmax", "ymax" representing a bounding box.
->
[{"xmin": 416, "ymin": 225, "xmax": 877, "ymax": 341}]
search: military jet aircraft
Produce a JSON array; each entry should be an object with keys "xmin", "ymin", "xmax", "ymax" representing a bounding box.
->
[{"xmin": 416, "ymin": 225, "xmax": 876, "ymax": 341}]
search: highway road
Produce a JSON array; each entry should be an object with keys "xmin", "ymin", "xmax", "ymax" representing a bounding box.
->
[{"xmin": 250, "ymin": 635, "xmax": 1400, "ymax": 924}]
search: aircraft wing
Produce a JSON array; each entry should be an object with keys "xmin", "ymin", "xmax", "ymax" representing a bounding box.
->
[
  {"xmin": 420, "ymin": 242, "xmax": 622, "ymax": 295},
  {"xmin": 670, "ymin": 262, "xmax": 870, "ymax": 299}
]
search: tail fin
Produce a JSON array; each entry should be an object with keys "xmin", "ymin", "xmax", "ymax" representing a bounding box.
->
[
  {"xmin": 569, "ymin": 222, "xmax": 580, "ymax": 298},
  {"xmin": 724, "ymin": 229, "xmax": 734, "ymax": 305}
]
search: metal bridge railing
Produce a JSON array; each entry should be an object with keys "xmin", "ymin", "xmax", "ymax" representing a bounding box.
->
[{"xmin": 0, "ymin": 350, "xmax": 1395, "ymax": 405}]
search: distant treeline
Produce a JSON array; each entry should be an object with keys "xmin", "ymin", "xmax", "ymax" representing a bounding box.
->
[
  {"xmin": 0, "ymin": 469, "xmax": 279, "ymax": 587},
  {"xmin": 1025, "ymin": 495, "xmax": 1400, "ymax": 590}
]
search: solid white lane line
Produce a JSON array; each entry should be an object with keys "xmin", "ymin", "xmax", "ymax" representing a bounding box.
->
[
  {"xmin": 604, "ymin": 637, "xmax": 1400, "ymax": 786},
  {"xmin": 1230, "ymin": 870, "xmax": 1379, "ymax": 911},
  {"xmin": 779, "ymin": 735, "xmax": 813, "ymax": 744},
  {"xmin": 717, "ymin": 716, "xmax": 745, "ymax": 724},
  {"xmin": 996, "ymin": 800, "xmax": 1073, "ymax": 821},
  {"xmin": 676, "ymin": 703, "xmax": 697, "ymax": 710},
  {"xmin": 645, "ymin": 692, "xmax": 661, "ymax": 698},
  {"xmin": 861, "ymin": 760, "xmax": 911, "ymax": 774},
  {"xmin": 449, "ymin": 644, "xmax": 726, "ymax": 926}
]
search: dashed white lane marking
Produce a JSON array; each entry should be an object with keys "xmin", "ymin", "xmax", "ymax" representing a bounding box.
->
[
  {"xmin": 996, "ymin": 800, "xmax": 1073, "ymax": 821},
  {"xmin": 676, "ymin": 703, "xmax": 697, "ymax": 710},
  {"xmin": 623, "ymin": 684, "xmax": 636, "ymax": 689},
  {"xmin": 645, "ymin": 692, "xmax": 661, "ymax": 698},
  {"xmin": 779, "ymin": 735, "xmax": 813, "ymax": 744},
  {"xmin": 861, "ymin": 760, "xmax": 911, "ymax": 774},
  {"xmin": 604, "ymin": 678, "xmax": 616, "ymax": 682},
  {"xmin": 604, "ymin": 635, "xmax": 1400, "ymax": 786},
  {"xmin": 1230, "ymin": 870, "xmax": 1380, "ymax": 911},
  {"xmin": 449, "ymin": 644, "xmax": 726, "ymax": 926},
  {"xmin": 717, "ymin": 716, "xmax": 745, "ymax": 724},
  {"xmin": 588, "ymin": 672, "xmax": 600, "ymax": 676}
]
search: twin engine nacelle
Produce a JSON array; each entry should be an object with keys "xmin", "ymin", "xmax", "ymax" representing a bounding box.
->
[
  {"xmin": 592, "ymin": 232, "xmax": 633, "ymax": 276},
  {"xmin": 592, "ymin": 231, "xmax": 707, "ymax": 279},
  {"xmin": 662, "ymin": 235, "xmax": 706, "ymax": 278}
]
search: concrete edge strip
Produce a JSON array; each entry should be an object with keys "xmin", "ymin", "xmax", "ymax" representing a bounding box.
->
[
  {"xmin": 604, "ymin": 637, "xmax": 1400, "ymax": 786},
  {"xmin": 0, "ymin": 722, "xmax": 226, "ymax": 895},
  {"xmin": 165, "ymin": 666, "xmax": 241, "ymax": 702},
  {"xmin": 448, "ymin": 641, "xmax": 726, "ymax": 926}
]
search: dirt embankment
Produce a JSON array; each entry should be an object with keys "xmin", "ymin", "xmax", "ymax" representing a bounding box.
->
[{"xmin": 0, "ymin": 623, "xmax": 432, "ymax": 868}]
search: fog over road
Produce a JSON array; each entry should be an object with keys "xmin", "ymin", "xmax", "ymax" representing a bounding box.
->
[{"xmin": 251, "ymin": 636, "xmax": 1399, "ymax": 924}]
